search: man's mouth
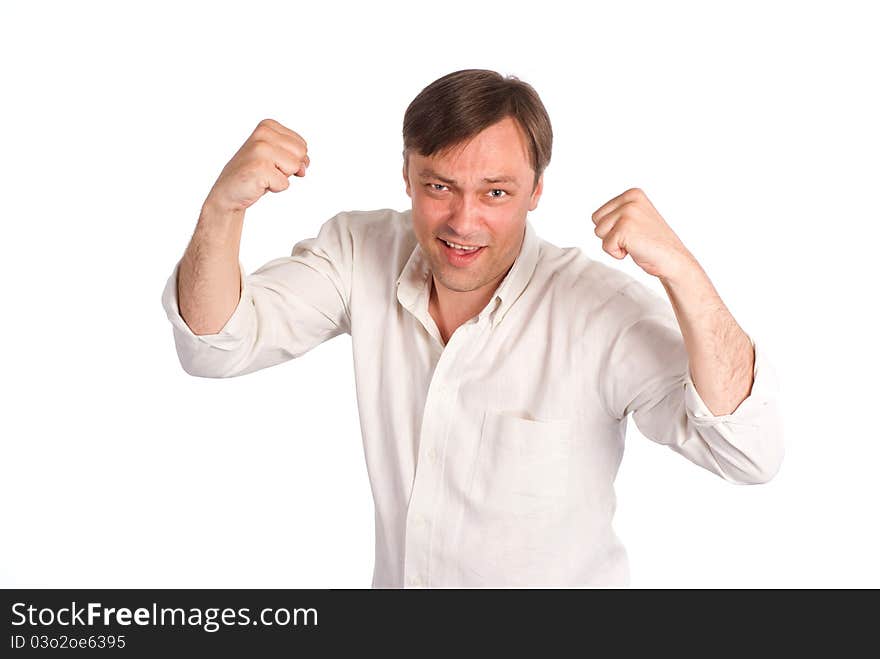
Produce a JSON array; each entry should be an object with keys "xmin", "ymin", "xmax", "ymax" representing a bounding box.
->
[{"xmin": 437, "ymin": 237, "xmax": 487, "ymax": 264}]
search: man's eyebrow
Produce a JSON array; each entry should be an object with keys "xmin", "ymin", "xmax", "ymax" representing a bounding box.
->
[{"xmin": 417, "ymin": 168, "xmax": 520, "ymax": 186}]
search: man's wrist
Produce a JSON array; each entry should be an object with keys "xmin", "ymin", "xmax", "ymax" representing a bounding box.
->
[{"xmin": 197, "ymin": 197, "xmax": 246, "ymax": 245}]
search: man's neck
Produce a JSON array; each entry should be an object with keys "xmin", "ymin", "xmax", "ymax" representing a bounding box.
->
[{"xmin": 428, "ymin": 271, "xmax": 507, "ymax": 345}]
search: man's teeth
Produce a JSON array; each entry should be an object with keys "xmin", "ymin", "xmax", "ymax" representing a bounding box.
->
[{"xmin": 443, "ymin": 239, "xmax": 481, "ymax": 251}]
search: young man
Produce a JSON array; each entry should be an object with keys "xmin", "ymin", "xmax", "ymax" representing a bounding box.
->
[{"xmin": 162, "ymin": 69, "xmax": 783, "ymax": 588}]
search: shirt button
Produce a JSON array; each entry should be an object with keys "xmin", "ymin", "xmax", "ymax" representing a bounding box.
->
[
  {"xmin": 426, "ymin": 448, "xmax": 438, "ymax": 462},
  {"xmin": 408, "ymin": 575, "xmax": 424, "ymax": 586},
  {"xmin": 413, "ymin": 513, "xmax": 427, "ymax": 526}
]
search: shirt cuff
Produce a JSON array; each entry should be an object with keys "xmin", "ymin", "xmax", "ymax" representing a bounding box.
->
[
  {"xmin": 683, "ymin": 334, "xmax": 778, "ymax": 428},
  {"xmin": 161, "ymin": 258, "xmax": 252, "ymax": 350}
]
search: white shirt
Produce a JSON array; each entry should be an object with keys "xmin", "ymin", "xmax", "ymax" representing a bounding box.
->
[{"xmin": 161, "ymin": 207, "xmax": 784, "ymax": 588}]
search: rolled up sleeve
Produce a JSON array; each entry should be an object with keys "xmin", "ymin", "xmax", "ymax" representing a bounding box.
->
[
  {"xmin": 160, "ymin": 212, "xmax": 353, "ymax": 379},
  {"xmin": 681, "ymin": 336, "xmax": 784, "ymax": 484},
  {"xmin": 599, "ymin": 282, "xmax": 784, "ymax": 485}
]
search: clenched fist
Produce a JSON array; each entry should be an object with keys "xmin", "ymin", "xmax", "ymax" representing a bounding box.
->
[
  {"xmin": 204, "ymin": 118, "xmax": 310, "ymax": 214},
  {"xmin": 591, "ymin": 187, "xmax": 697, "ymax": 283}
]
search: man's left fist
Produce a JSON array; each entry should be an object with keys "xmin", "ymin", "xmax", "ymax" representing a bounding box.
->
[{"xmin": 591, "ymin": 187, "xmax": 696, "ymax": 282}]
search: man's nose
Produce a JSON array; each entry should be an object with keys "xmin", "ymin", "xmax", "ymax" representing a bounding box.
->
[{"xmin": 445, "ymin": 195, "xmax": 483, "ymax": 240}]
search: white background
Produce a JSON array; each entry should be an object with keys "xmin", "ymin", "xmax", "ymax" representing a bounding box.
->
[{"xmin": 1, "ymin": 0, "xmax": 877, "ymax": 588}]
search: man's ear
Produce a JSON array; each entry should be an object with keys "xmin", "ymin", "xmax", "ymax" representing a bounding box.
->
[{"xmin": 528, "ymin": 172, "xmax": 544, "ymax": 211}]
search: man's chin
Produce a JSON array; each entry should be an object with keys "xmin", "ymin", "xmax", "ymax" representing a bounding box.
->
[{"xmin": 433, "ymin": 271, "xmax": 488, "ymax": 294}]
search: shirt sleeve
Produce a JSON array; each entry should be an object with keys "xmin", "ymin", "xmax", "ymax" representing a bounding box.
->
[
  {"xmin": 160, "ymin": 211, "xmax": 353, "ymax": 378},
  {"xmin": 598, "ymin": 281, "xmax": 784, "ymax": 485}
]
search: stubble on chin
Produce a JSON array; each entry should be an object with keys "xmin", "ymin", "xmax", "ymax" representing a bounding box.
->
[{"xmin": 434, "ymin": 260, "xmax": 506, "ymax": 295}]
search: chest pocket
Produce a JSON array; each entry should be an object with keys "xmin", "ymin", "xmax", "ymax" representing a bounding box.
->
[
  {"xmin": 453, "ymin": 409, "xmax": 575, "ymax": 585},
  {"xmin": 470, "ymin": 410, "xmax": 574, "ymax": 510}
]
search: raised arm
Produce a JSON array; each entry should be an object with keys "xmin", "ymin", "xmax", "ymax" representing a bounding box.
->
[
  {"xmin": 161, "ymin": 119, "xmax": 353, "ymax": 379},
  {"xmin": 178, "ymin": 118, "xmax": 310, "ymax": 335},
  {"xmin": 598, "ymin": 281, "xmax": 784, "ymax": 485}
]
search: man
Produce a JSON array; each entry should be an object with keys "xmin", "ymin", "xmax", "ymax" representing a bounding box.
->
[{"xmin": 161, "ymin": 69, "xmax": 783, "ymax": 588}]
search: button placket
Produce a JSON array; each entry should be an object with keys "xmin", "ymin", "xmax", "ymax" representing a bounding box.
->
[{"xmin": 403, "ymin": 318, "xmax": 491, "ymax": 588}]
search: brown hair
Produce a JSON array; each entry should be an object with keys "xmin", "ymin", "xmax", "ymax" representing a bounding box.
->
[{"xmin": 402, "ymin": 69, "xmax": 552, "ymax": 192}]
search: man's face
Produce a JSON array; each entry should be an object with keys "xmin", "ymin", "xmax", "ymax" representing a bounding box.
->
[{"xmin": 403, "ymin": 116, "xmax": 544, "ymax": 296}]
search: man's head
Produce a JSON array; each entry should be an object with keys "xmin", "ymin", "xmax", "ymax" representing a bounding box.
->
[{"xmin": 402, "ymin": 69, "xmax": 553, "ymax": 296}]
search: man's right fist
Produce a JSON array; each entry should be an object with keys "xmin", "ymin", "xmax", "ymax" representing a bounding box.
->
[{"xmin": 204, "ymin": 118, "xmax": 310, "ymax": 213}]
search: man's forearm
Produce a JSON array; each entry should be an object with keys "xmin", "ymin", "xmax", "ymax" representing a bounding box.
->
[
  {"xmin": 178, "ymin": 200, "xmax": 246, "ymax": 335},
  {"xmin": 659, "ymin": 258, "xmax": 755, "ymax": 416}
]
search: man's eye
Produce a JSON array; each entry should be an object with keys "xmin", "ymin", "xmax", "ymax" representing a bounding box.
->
[{"xmin": 426, "ymin": 183, "xmax": 507, "ymax": 198}]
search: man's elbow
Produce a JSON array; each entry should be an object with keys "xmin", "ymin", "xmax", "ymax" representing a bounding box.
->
[
  {"xmin": 179, "ymin": 359, "xmax": 228, "ymax": 379},
  {"xmin": 176, "ymin": 355, "xmax": 226, "ymax": 379},
  {"xmin": 173, "ymin": 344, "xmax": 243, "ymax": 379},
  {"xmin": 731, "ymin": 440, "xmax": 785, "ymax": 485}
]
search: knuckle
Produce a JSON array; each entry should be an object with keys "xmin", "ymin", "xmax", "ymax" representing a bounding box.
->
[
  {"xmin": 621, "ymin": 201, "xmax": 639, "ymax": 218},
  {"xmin": 253, "ymin": 123, "xmax": 278, "ymax": 142},
  {"xmin": 250, "ymin": 138, "xmax": 273, "ymax": 156},
  {"xmin": 627, "ymin": 187, "xmax": 644, "ymax": 199}
]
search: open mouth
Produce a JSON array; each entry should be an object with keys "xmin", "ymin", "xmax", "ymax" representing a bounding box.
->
[{"xmin": 437, "ymin": 237, "xmax": 487, "ymax": 265}]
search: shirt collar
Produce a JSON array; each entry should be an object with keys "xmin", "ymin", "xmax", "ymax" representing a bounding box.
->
[{"xmin": 395, "ymin": 214, "xmax": 540, "ymax": 331}]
